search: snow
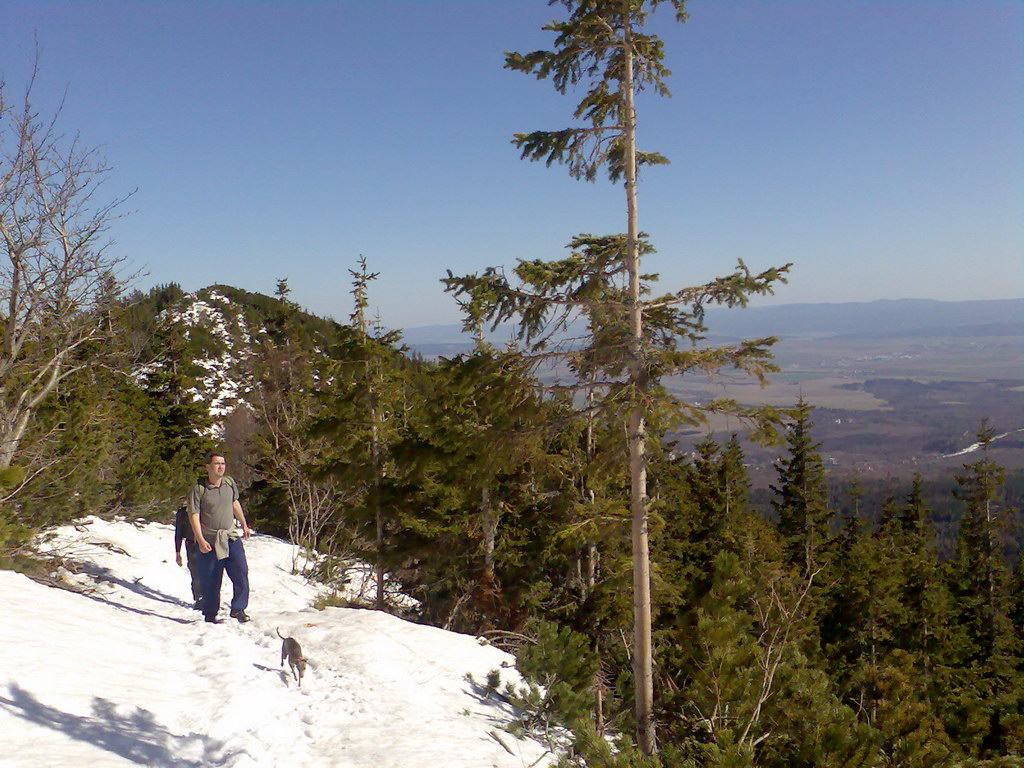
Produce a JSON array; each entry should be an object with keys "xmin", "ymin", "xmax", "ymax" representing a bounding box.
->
[
  {"xmin": 165, "ymin": 291, "xmax": 257, "ymax": 427},
  {"xmin": 941, "ymin": 427, "xmax": 1024, "ymax": 458},
  {"xmin": 0, "ymin": 518, "xmax": 553, "ymax": 768}
]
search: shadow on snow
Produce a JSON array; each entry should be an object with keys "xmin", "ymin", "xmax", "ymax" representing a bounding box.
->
[{"xmin": 0, "ymin": 683, "xmax": 247, "ymax": 767}]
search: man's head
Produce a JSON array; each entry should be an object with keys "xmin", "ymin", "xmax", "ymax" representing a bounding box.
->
[{"xmin": 205, "ymin": 452, "xmax": 227, "ymax": 483}]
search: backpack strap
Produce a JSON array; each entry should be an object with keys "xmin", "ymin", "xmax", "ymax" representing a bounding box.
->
[{"xmin": 195, "ymin": 476, "xmax": 236, "ymax": 500}]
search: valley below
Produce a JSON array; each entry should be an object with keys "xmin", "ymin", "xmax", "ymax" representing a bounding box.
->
[
  {"xmin": 407, "ymin": 301, "xmax": 1023, "ymax": 482},
  {"xmin": 670, "ymin": 327, "xmax": 1024, "ymax": 479}
]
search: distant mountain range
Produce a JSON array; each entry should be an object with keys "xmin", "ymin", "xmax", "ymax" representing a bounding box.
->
[
  {"xmin": 399, "ymin": 298, "xmax": 1022, "ymax": 353},
  {"xmin": 702, "ymin": 298, "xmax": 1022, "ymax": 339}
]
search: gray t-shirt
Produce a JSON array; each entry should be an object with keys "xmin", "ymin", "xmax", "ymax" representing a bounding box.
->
[{"xmin": 188, "ymin": 478, "xmax": 239, "ymax": 539}]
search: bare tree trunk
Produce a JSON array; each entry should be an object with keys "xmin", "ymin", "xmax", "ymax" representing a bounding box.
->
[
  {"xmin": 586, "ymin": 532, "xmax": 598, "ymax": 590},
  {"xmin": 0, "ymin": 67, "xmax": 127, "ymax": 471},
  {"xmin": 375, "ymin": 498, "xmax": 385, "ymax": 608},
  {"xmin": 584, "ymin": 386, "xmax": 599, "ymax": 592},
  {"xmin": 352, "ymin": 274, "xmax": 388, "ymax": 612},
  {"xmin": 629, "ymin": 409, "xmax": 654, "ymax": 753},
  {"xmin": 372, "ymin": 407, "xmax": 385, "ymax": 610},
  {"xmin": 582, "ymin": 386, "xmax": 604, "ymax": 734},
  {"xmin": 481, "ymin": 485, "xmax": 496, "ymax": 575},
  {"xmin": 0, "ymin": 432, "xmax": 22, "ymax": 469},
  {"xmin": 985, "ymin": 497, "xmax": 996, "ymax": 654},
  {"xmin": 621, "ymin": 3, "xmax": 655, "ymax": 754}
]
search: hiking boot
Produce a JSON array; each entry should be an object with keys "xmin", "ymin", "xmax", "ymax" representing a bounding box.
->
[
  {"xmin": 230, "ymin": 610, "xmax": 251, "ymax": 623},
  {"xmin": 204, "ymin": 616, "xmax": 221, "ymax": 624},
  {"xmin": 193, "ymin": 599, "xmax": 203, "ymax": 610}
]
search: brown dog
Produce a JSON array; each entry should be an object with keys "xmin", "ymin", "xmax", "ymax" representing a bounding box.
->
[{"xmin": 276, "ymin": 628, "xmax": 308, "ymax": 686}]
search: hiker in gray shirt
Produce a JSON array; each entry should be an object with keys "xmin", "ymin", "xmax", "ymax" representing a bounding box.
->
[{"xmin": 188, "ymin": 451, "xmax": 252, "ymax": 624}]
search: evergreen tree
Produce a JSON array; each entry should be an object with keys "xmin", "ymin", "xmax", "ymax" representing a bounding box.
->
[
  {"xmin": 771, "ymin": 400, "xmax": 832, "ymax": 577},
  {"xmin": 669, "ymin": 550, "xmax": 878, "ymax": 767},
  {"xmin": 892, "ymin": 476, "xmax": 950, "ymax": 684},
  {"xmin": 7, "ymin": 315, "xmax": 198, "ymax": 532},
  {"xmin": 653, "ymin": 434, "xmax": 765, "ymax": 637},
  {"xmin": 448, "ymin": 3, "xmax": 791, "ymax": 742},
  {"xmin": 392, "ymin": 346, "xmax": 557, "ymax": 630},
  {"xmin": 1011, "ymin": 552, "xmax": 1024, "ymax": 646},
  {"xmin": 810, "ymin": 469, "xmax": 968, "ymax": 765},
  {"xmin": 951, "ymin": 424, "xmax": 1017, "ymax": 665},
  {"xmin": 511, "ymin": 620, "xmax": 601, "ymax": 733},
  {"xmin": 317, "ymin": 260, "xmax": 412, "ymax": 609},
  {"xmin": 945, "ymin": 423, "xmax": 1023, "ymax": 756},
  {"xmin": 142, "ymin": 316, "xmax": 215, "ymax": 468}
]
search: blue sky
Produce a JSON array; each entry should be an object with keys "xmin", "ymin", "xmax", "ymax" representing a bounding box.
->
[{"xmin": 2, "ymin": 0, "xmax": 1020, "ymax": 329}]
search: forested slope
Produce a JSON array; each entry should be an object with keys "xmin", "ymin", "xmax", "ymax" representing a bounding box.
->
[{"xmin": 2, "ymin": 280, "xmax": 1022, "ymax": 765}]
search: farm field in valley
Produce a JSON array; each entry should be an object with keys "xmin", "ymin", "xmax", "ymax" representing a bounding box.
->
[{"xmin": 669, "ymin": 329, "xmax": 1024, "ymax": 479}]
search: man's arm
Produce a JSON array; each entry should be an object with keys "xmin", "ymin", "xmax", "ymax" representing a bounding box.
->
[
  {"xmin": 232, "ymin": 500, "xmax": 251, "ymax": 539},
  {"xmin": 190, "ymin": 511, "xmax": 212, "ymax": 553},
  {"xmin": 188, "ymin": 486, "xmax": 212, "ymax": 553}
]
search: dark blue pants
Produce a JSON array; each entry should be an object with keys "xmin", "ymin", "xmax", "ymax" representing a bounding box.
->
[{"xmin": 196, "ymin": 539, "xmax": 249, "ymax": 620}]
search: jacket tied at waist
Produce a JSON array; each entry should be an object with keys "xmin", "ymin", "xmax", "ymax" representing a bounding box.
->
[{"xmin": 205, "ymin": 527, "xmax": 240, "ymax": 560}]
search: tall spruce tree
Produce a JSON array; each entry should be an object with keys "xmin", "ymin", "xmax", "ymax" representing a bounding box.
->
[
  {"xmin": 143, "ymin": 316, "xmax": 215, "ymax": 468},
  {"xmin": 868, "ymin": 484, "xmax": 956, "ymax": 766},
  {"xmin": 891, "ymin": 476, "xmax": 950, "ymax": 683},
  {"xmin": 771, "ymin": 399, "xmax": 832, "ymax": 578},
  {"xmin": 1012, "ymin": 553, "xmax": 1024, "ymax": 647},
  {"xmin": 446, "ymin": 3, "xmax": 789, "ymax": 751},
  {"xmin": 653, "ymin": 434, "xmax": 759, "ymax": 628},
  {"xmin": 317, "ymin": 259, "xmax": 409, "ymax": 609},
  {"xmin": 411, "ymin": 347, "xmax": 545, "ymax": 625},
  {"xmin": 352, "ymin": 259, "xmax": 397, "ymax": 609},
  {"xmin": 951, "ymin": 424, "xmax": 1016, "ymax": 665},
  {"xmin": 821, "ymin": 504, "xmax": 954, "ymax": 764},
  {"xmin": 947, "ymin": 423, "xmax": 1022, "ymax": 755}
]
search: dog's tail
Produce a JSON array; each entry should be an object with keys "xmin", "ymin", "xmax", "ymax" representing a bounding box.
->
[{"xmin": 276, "ymin": 627, "xmax": 284, "ymax": 639}]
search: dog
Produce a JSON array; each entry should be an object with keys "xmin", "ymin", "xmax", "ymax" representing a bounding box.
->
[{"xmin": 276, "ymin": 628, "xmax": 308, "ymax": 687}]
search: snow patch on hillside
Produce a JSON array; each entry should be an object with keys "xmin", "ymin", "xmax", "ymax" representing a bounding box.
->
[
  {"xmin": 132, "ymin": 289, "xmax": 262, "ymax": 436},
  {"xmin": 941, "ymin": 428, "xmax": 1024, "ymax": 458},
  {"xmin": 173, "ymin": 290, "xmax": 255, "ymax": 421},
  {"xmin": 0, "ymin": 518, "xmax": 552, "ymax": 768}
]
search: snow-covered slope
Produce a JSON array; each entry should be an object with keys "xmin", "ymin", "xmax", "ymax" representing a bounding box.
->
[
  {"xmin": 0, "ymin": 519, "xmax": 552, "ymax": 768},
  {"xmin": 133, "ymin": 288, "xmax": 258, "ymax": 437},
  {"xmin": 165, "ymin": 288, "xmax": 258, "ymax": 425},
  {"xmin": 173, "ymin": 289, "xmax": 256, "ymax": 420}
]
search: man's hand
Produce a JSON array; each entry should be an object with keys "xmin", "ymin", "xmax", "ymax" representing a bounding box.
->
[
  {"xmin": 175, "ymin": 552, "xmax": 183, "ymax": 566},
  {"xmin": 197, "ymin": 539, "xmax": 212, "ymax": 554},
  {"xmin": 242, "ymin": 524, "xmax": 251, "ymax": 539}
]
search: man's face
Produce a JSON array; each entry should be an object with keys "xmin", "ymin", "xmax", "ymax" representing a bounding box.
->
[{"xmin": 207, "ymin": 456, "xmax": 226, "ymax": 478}]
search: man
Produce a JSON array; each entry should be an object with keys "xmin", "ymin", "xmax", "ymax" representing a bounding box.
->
[
  {"xmin": 188, "ymin": 451, "xmax": 252, "ymax": 624},
  {"xmin": 173, "ymin": 502, "xmax": 202, "ymax": 609}
]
